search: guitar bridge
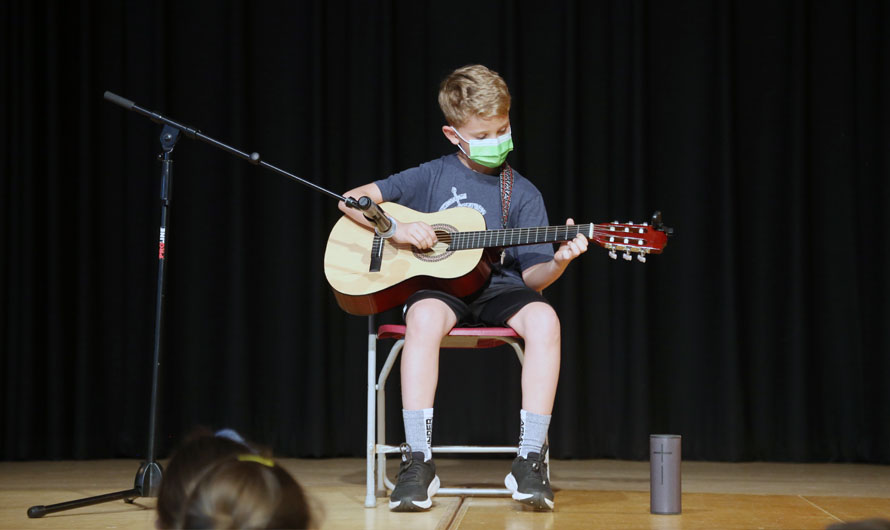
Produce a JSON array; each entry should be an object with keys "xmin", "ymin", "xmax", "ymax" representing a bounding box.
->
[{"xmin": 369, "ymin": 235, "xmax": 384, "ymax": 272}]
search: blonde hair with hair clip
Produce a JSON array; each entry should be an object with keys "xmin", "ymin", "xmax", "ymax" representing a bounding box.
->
[
  {"xmin": 156, "ymin": 429, "xmax": 251, "ymax": 529},
  {"xmin": 179, "ymin": 457, "xmax": 314, "ymax": 529},
  {"xmin": 438, "ymin": 65, "xmax": 511, "ymax": 127}
]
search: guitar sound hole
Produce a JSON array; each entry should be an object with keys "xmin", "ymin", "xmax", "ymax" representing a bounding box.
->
[{"xmin": 413, "ymin": 225, "xmax": 457, "ymax": 263}]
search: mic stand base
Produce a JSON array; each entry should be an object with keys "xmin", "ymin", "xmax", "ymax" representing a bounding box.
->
[{"xmin": 25, "ymin": 449, "xmax": 164, "ymax": 519}]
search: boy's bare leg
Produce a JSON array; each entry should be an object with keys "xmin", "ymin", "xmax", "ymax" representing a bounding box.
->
[
  {"xmin": 507, "ymin": 302, "xmax": 561, "ymax": 415},
  {"xmin": 401, "ymin": 298, "xmax": 457, "ymax": 410},
  {"xmin": 504, "ymin": 301, "xmax": 560, "ymax": 510},
  {"xmin": 389, "ymin": 299, "xmax": 454, "ymax": 512}
]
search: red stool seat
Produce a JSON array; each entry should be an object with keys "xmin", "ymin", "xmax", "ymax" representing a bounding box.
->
[{"xmin": 376, "ymin": 324, "xmax": 521, "ymax": 349}]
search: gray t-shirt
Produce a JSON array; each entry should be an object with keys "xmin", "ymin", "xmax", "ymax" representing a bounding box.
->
[{"xmin": 375, "ymin": 154, "xmax": 553, "ymax": 287}]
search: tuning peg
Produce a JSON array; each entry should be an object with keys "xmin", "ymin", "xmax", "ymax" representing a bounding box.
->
[
  {"xmin": 609, "ymin": 250, "xmax": 617, "ymax": 260},
  {"xmin": 637, "ymin": 254, "xmax": 646, "ymax": 263},
  {"xmin": 623, "ymin": 251, "xmax": 632, "ymax": 261}
]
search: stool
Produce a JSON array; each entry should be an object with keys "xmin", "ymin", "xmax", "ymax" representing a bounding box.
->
[{"xmin": 364, "ymin": 321, "xmax": 549, "ymax": 507}]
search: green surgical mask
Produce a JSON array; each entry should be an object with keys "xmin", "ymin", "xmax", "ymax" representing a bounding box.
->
[{"xmin": 452, "ymin": 126, "xmax": 513, "ymax": 168}]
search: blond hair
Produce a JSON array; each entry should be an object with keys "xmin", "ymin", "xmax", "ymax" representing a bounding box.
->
[{"xmin": 438, "ymin": 65, "xmax": 511, "ymax": 126}]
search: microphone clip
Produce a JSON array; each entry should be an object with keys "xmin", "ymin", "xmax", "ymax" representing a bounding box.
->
[{"xmin": 350, "ymin": 196, "xmax": 395, "ymax": 238}]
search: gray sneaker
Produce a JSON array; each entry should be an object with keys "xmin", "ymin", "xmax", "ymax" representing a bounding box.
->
[
  {"xmin": 389, "ymin": 443, "xmax": 440, "ymax": 511},
  {"xmin": 504, "ymin": 445, "xmax": 554, "ymax": 510}
]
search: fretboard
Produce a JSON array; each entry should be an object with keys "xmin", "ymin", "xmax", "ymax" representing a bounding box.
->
[{"xmin": 447, "ymin": 224, "xmax": 595, "ymax": 251}]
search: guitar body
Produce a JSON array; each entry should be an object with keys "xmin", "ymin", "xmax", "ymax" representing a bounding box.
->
[{"xmin": 324, "ymin": 202, "xmax": 492, "ymax": 315}]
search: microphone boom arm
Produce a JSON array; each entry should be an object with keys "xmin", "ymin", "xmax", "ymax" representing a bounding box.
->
[{"xmin": 104, "ymin": 90, "xmax": 354, "ymax": 206}]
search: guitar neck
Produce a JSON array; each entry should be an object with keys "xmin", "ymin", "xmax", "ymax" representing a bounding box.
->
[{"xmin": 447, "ymin": 224, "xmax": 596, "ymax": 251}]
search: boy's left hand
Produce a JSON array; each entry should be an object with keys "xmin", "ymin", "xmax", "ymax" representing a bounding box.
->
[{"xmin": 554, "ymin": 218, "xmax": 588, "ymax": 265}]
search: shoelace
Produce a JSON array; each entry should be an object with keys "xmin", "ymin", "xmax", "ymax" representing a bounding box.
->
[
  {"xmin": 398, "ymin": 443, "xmax": 424, "ymax": 484},
  {"xmin": 525, "ymin": 445, "xmax": 549, "ymax": 484},
  {"xmin": 526, "ymin": 459, "xmax": 547, "ymax": 481}
]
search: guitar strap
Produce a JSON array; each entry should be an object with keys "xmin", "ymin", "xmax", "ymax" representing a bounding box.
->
[
  {"xmin": 499, "ymin": 163, "xmax": 514, "ymax": 229},
  {"xmin": 498, "ymin": 164, "xmax": 514, "ymax": 264}
]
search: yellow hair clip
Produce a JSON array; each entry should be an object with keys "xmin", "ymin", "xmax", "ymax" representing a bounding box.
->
[{"xmin": 237, "ymin": 454, "xmax": 275, "ymax": 467}]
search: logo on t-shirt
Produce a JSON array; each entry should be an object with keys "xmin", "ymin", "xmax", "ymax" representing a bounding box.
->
[{"xmin": 439, "ymin": 186, "xmax": 487, "ymax": 215}]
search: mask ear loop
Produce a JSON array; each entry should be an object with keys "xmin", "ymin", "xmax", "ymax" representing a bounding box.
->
[{"xmin": 451, "ymin": 126, "xmax": 471, "ymax": 158}]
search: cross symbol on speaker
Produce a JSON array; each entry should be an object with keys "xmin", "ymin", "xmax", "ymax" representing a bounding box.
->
[{"xmin": 653, "ymin": 443, "xmax": 673, "ymax": 485}]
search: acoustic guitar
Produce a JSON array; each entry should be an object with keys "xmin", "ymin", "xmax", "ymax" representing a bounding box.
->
[{"xmin": 324, "ymin": 202, "xmax": 671, "ymax": 315}]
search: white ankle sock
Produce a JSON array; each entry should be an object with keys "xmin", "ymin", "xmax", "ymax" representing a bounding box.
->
[
  {"xmin": 403, "ymin": 408, "xmax": 434, "ymax": 461},
  {"xmin": 518, "ymin": 409, "xmax": 551, "ymax": 458}
]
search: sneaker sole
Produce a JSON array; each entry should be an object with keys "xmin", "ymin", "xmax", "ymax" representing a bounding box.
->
[
  {"xmin": 389, "ymin": 475, "xmax": 440, "ymax": 512},
  {"xmin": 505, "ymin": 472, "xmax": 555, "ymax": 511}
]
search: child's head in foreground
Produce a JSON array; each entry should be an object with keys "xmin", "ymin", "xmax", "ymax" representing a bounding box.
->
[
  {"xmin": 179, "ymin": 453, "xmax": 311, "ymax": 529},
  {"xmin": 156, "ymin": 428, "xmax": 313, "ymax": 529}
]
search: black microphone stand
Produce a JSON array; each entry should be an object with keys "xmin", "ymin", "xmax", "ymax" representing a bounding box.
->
[{"xmin": 26, "ymin": 92, "xmax": 378, "ymax": 518}]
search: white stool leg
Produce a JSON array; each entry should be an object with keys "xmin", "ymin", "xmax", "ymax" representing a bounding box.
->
[
  {"xmin": 376, "ymin": 379, "xmax": 386, "ymax": 494},
  {"xmin": 365, "ymin": 329, "xmax": 377, "ymax": 507},
  {"xmin": 377, "ymin": 339, "xmax": 404, "ymax": 496}
]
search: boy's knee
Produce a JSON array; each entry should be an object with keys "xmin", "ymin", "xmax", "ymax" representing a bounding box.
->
[
  {"xmin": 513, "ymin": 302, "xmax": 560, "ymax": 337},
  {"xmin": 535, "ymin": 307, "xmax": 561, "ymax": 337},
  {"xmin": 405, "ymin": 299, "xmax": 456, "ymax": 333}
]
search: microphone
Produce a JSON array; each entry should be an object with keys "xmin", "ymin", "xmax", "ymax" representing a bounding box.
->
[
  {"xmin": 356, "ymin": 196, "xmax": 395, "ymax": 238},
  {"xmin": 103, "ymin": 91, "xmax": 135, "ymax": 110}
]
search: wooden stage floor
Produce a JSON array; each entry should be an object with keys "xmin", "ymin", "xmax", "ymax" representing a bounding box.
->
[{"xmin": 1, "ymin": 458, "xmax": 888, "ymax": 529}]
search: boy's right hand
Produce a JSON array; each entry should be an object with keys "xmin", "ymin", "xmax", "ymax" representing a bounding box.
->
[{"xmin": 391, "ymin": 221, "xmax": 438, "ymax": 250}]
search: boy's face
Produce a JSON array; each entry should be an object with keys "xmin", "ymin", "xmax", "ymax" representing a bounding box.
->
[{"xmin": 442, "ymin": 114, "xmax": 511, "ymax": 174}]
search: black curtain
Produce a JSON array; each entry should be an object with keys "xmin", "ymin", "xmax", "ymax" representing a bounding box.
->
[{"xmin": 2, "ymin": 0, "xmax": 888, "ymax": 463}]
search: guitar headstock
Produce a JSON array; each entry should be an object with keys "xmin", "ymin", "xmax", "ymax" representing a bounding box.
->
[{"xmin": 590, "ymin": 211, "xmax": 673, "ymax": 262}]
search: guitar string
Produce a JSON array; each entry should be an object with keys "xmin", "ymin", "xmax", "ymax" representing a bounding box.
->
[
  {"xmin": 446, "ymin": 224, "xmax": 651, "ymax": 237},
  {"xmin": 445, "ymin": 230, "xmax": 655, "ymax": 240}
]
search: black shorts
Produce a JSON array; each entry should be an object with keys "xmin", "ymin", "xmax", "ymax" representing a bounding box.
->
[{"xmin": 404, "ymin": 284, "xmax": 551, "ymax": 327}]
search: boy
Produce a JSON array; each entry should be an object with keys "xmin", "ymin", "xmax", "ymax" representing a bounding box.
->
[{"xmin": 338, "ymin": 64, "xmax": 587, "ymax": 511}]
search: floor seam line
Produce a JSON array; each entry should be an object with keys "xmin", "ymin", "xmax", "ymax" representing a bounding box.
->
[
  {"xmin": 798, "ymin": 494, "xmax": 843, "ymax": 523},
  {"xmin": 444, "ymin": 496, "xmax": 468, "ymax": 530}
]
